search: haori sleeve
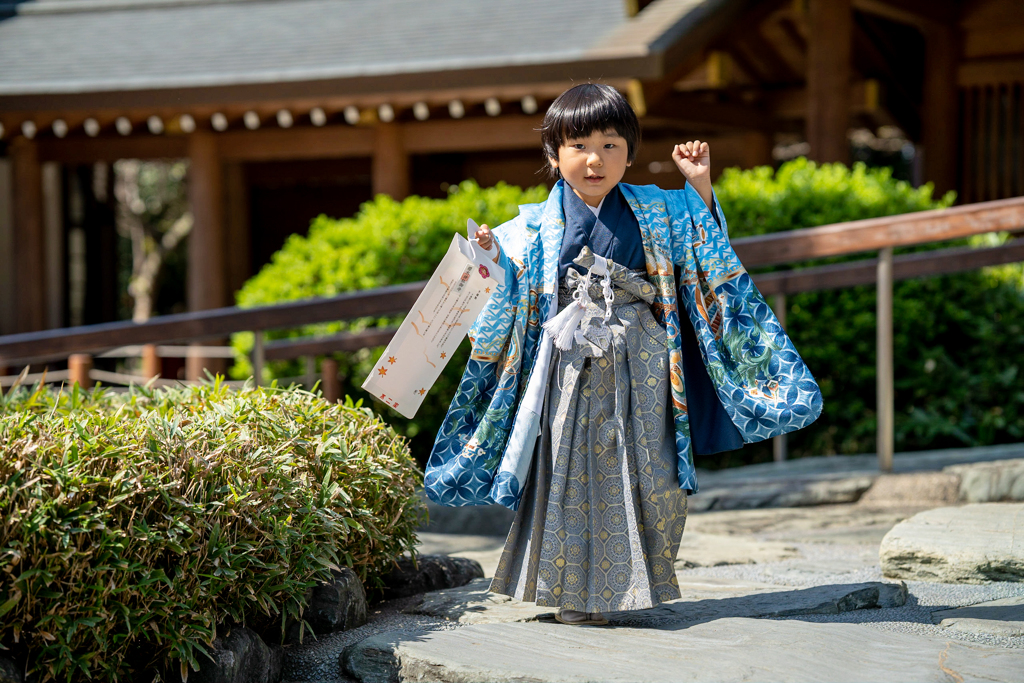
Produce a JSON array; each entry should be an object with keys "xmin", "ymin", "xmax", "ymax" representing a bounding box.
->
[{"xmin": 425, "ymin": 219, "xmax": 525, "ymax": 507}]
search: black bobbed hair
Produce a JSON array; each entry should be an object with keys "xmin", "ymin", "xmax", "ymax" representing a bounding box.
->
[{"xmin": 540, "ymin": 83, "xmax": 641, "ymax": 178}]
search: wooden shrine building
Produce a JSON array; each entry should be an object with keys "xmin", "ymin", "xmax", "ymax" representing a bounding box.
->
[{"xmin": 1, "ymin": 0, "xmax": 1022, "ymax": 347}]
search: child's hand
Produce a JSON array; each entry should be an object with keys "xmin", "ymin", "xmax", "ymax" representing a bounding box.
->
[
  {"xmin": 475, "ymin": 224, "xmax": 493, "ymax": 251},
  {"xmin": 672, "ymin": 140, "xmax": 711, "ymax": 185}
]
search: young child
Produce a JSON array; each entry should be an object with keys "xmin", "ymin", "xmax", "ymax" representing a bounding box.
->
[{"xmin": 425, "ymin": 83, "xmax": 822, "ymax": 625}]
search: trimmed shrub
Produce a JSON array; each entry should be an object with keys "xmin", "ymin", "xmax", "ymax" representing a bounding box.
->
[
  {"xmin": 230, "ymin": 180, "xmax": 549, "ymax": 460},
  {"xmin": 713, "ymin": 158, "xmax": 1024, "ymax": 466},
  {"xmin": 0, "ymin": 381, "xmax": 424, "ymax": 682}
]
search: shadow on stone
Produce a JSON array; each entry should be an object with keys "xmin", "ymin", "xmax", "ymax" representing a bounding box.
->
[
  {"xmin": 169, "ymin": 626, "xmax": 282, "ymax": 683},
  {"xmin": 285, "ymin": 567, "xmax": 368, "ymax": 645},
  {"xmin": 374, "ymin": 555, "xmax": 484, "ymax": 602}
]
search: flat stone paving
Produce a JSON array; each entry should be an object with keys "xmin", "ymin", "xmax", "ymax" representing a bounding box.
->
[{"xmin": 344, "ymin": 618, "xmax": 1024, "ymax": 683}]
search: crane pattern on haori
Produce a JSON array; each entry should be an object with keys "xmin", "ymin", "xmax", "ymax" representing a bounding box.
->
[{"xmin": 426, "ymin": 181, "xmax": 822, "ymax": 511}]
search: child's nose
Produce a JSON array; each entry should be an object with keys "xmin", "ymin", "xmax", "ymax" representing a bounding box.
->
[{"xmin": 587, "ymin": 152, "xmax": 603, "ymax": 166}]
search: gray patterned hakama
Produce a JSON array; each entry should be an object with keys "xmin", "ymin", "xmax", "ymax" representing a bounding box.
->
[{"xmin": 490, "ymin": 263, "xmax": 687, "ymax": 613}]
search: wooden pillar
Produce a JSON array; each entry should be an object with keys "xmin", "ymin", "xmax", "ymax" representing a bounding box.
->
[
  {"xmin": 876, "ymin": 247, "xmax": 894, "ymax": 473},
  {"xmin": 372, "ymin": 123, "xmax": 410, "ymax": 200},
  {"xmin": 186, "ymin": 133, "xmax": 227, "ymax": 380},
  {"xmin": 922, "ymin": 23, "xmax": 958, "ymax": 196},
  {"xmin": 42, "ymin": 162, "xmax": 64, "ymax": 329},
  {"xmin": 0, "ymin": 158, "xmax": 15, "ymax": 337},
  {"xmin": 224, "ymin": 161, "xmax": 251, "ymax": 298},
  {"xmin": 806, "ymin": 0, "xmax": 852, "ymax": 164},
  {"xmin": 10, "ymin": 137, "xmax": 46, "ymax": 333}
]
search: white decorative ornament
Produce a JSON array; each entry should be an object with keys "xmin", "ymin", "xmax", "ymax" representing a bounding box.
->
[
  {"xmin": 521, "ymin": 95, "xmax": 538, "ymax": 114},
  {"xmin": 83, "ymin": 118, "xmax": 100, "ymax": 137},
  {"xmin": 243, "ymin": 111, "xmax": 260, "ymax": 130},
  {"xmin": 211, "ymin": 113, "xmax": 228, "ymax": 131},
  {"xmin": 378, "ymin": 104, "xmax": 394, "ymax": 123},
  {"xmin": 52, "ymin": 119, "xmax": 68, "ymax": 138},
  {"xmin": 276, "ymin": 109, "xmax": 293, "ymax": 128},
  {"xmin": 484, "ymin": 97, "xmax": 501, "ymax": 117},
  {"xmin": 309, "ymin": 107, "xmax": 327, "ymax": 126},
  {"xmin": 343, "ymin": 106, "xmax": 360, "ymax": 125},
  {"xmin": 413, "ymin": 102, "xmax": 429, "ymax": 121},
  {"xmin": 179, "ymin": 114, "xmax": 196, "ymax": 133},
  {"xmin": 21, "ymin": 120, "xmax": 37, "ymax": 139},
  {"xmin": 115, "ymin": 117, "xmax": 132, "ymax": 135},
  {"xmin": 448, "ymin": 99, "xmax": 465, "ymax": 119},
  {"xmin": 147, "ymin": 116, "xmax": 164, "ymax": 134}
]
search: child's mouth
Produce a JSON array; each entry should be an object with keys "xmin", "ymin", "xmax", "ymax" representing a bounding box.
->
[{"xmin": 585, "ymin": 175, "xmax": 604, "ymax": 183}]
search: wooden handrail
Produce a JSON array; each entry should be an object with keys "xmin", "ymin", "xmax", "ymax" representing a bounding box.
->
[
  {"xmin": 753, "ymin": 238, "xmax": 1024, "ymax": 296},
  {"xmin": 0, "ymin": 281, "xmax": 423, "ymax": 366},
  {"xmin": 733, "ymin": 195, "xmax": 1024, "ymax": 267}
]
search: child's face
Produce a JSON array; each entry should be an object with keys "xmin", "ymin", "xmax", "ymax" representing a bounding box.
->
[{"xmin": 550, "ymin": 129, "xmax": 631, "ymax": 207}]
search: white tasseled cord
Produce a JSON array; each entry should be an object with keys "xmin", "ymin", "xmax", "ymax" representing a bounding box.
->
[{"xmin": 542, "ymin": 255, "xmax": 614, "ymax": 351}]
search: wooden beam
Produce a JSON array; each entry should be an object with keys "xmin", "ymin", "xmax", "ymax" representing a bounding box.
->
[
  {"xmin": 10, "ymin": 138, "xmax": 46, "ymax": 333},
  {"xmin": 852, "ymin": 0, "xmax": 958, "ymax": 28},
  {"xmin": 958, "ymin": 58, "xmax": 1024, "ymax": 87},
  {"xmin": 807, "ymin": 0, "xmax": 853, "ymax": 163},
  {"xmin": 760, "ymin": 12, "xmax": 808, "ymax": 78},
  {"xmin": 37, "ymin": 136, "xmax": 187, "ymax": 163},
  {"xmin": 733, "ymin": 195, "xmax": 1024, "ymax": 267},
  {"xmin": 218, "ymin": 126, "xmax": 374, "ymax": 162},
  {"xmin": 769, "ymin": 80, "xmax": 880, "ymax": 119},
  {"xmin": 401, "ymin": 116, "xmax": 544, "ymax": 154},
  {"xmin": 372, "ymin": 122, "xmax": 410, "ymax": 200},
  {"xmin": 648, "ymin": 95, "xmax": 777, "ymax": 132},
  {"xmin": 922, "ymin": 23, "xmax": 959, "ymax": 196}
]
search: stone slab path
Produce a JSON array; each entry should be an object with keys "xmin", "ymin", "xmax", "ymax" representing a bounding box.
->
[
  {"xmin": 933, "ymin": 596, "xmax": 1024, "ymax": 637},
  {"xmin": 403, "ymin": 577, "xmax": 907, "ymax": 626},
  {"xmin": 343, "ymin": 618, "xmax": 1024, "ymax": 683},
  {"xmin": 880, "ymin": 503, "xmax": 1024, "ymax": 583}
]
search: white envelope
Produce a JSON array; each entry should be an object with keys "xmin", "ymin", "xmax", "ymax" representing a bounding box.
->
[{"xmin": 361, "ymin": 225, "xmax": 503, "ymax": 418}]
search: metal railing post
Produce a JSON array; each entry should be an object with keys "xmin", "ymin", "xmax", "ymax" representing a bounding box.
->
[
  {"xmin": 252, "ymin": 330, "xmax": 265, "ymax": 386},
  {"xmin": 772, "ymin": 293, "xmax": 788, "ymax": 462},
  {"xmin": 304, "ymin": 356, "xmax": 316, "ymax": 390},
  {"xmin": 877, "ymin": 247, "xmax": 895, "ymax": 472}
]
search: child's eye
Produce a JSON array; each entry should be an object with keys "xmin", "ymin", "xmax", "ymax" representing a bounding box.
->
[
  {"xmin": 573, "ymin": 144, "xmax": 586, "ymax": 150},
  {"xmin": 604, "ymin": 143, "xmax": 616, "ymax": 149}
]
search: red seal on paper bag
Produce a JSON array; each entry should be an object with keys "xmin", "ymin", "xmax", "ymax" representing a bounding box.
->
[{"xmin": 478, "ymin": 264, "xmax": 490, "ymax": 279}]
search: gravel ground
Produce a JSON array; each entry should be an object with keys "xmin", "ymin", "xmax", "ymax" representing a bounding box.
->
[
  {"xmin": 676, "ymin": 541, "xmax": 1024, "ymax": 649},
  {"xmin": 282, "ymin": 594, "xmax": 458, "ymax": 683}
]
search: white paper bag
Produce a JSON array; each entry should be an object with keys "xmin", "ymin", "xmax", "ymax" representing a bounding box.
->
[{"xmin": 361, "ymin": 229, "xmax": 503, "ymax": 419}]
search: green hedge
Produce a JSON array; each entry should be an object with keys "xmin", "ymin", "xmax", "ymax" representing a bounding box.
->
[
  {"xmin": 713, "ymin": 158, "xmax": 1023, "ymax": 466},
  {"xmin": 230, "ymin": 180, "xmax": 549, "ymax": 458},
  {"xmin": 0, "ymin": 381, "xmax": 423, "ymax": 681}
]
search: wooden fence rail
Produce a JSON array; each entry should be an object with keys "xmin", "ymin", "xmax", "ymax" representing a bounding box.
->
[{"xmin": 1, "ymin": 195, "xmax": 1022, "ymax": 473}]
